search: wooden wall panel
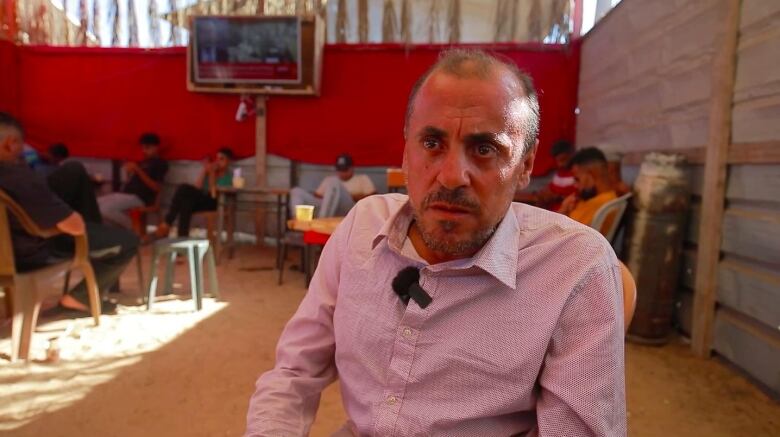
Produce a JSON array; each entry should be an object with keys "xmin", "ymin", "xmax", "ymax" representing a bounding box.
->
[
  {"xmin": 713, "ymin": 309, "xmax": 780, "ymax": 394},
  {"xmin": 726, "ymin": 165, "xmax": 780, "ymax": 203},
  {"xmin": 721, "ymin": 209, "xmax": 780, "ymax": 265},
  {"xmin": 718, "ymin": 260, "xmax": 780, "ymax": 330},
  {"xmin": 584, "ymin": 0, "xmax": 780, "ymax": 392},
  {"xmin": 679, "ymin": 249, "xmax": 780, "ymax": 332},
  {"xmin": 732, "ymin": 0, "xmax": 780, "ymax": 143},
  {"xmin": 577, "ymin": 0, "xmax": 718, "ymax": 153}
]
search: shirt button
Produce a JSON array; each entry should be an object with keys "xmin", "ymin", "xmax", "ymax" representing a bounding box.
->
[
  {"xmin": 386, "ymin": 395, "xmax": 398, "ymax": 405},
  {"xmin": 402, "ymin": 327, "xmax": 413, "ymax": 338}
]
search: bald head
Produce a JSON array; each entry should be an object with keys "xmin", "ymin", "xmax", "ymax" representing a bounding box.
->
[{"xmin": 404, "ymin": 49, "xmax": 540, "ymax": 153}]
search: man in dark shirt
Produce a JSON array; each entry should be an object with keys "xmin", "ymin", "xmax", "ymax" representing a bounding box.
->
[
  {"xmin": 29, "ymin": 142, "xmax": 103, "ymax": 224},
  {"xmin": 0, "ymin": 112, "xmax": 139, "ymax": 313},
  {"xmin": 98, "ymin": 132, "xmax": 168, "ymax": 229}
]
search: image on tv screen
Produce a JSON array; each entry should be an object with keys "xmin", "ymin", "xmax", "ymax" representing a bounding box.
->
[{"xmin": 194, "ymin": 16, "xmax": 301, "ymax": 84}]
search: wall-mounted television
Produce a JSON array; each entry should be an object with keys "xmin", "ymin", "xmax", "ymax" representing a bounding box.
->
[{"xmin": 188, "ymin": 15, "xmax": 324, "ymax": 96}]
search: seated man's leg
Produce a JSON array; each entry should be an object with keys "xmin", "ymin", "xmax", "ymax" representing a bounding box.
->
[
  {"xmin": 62, "ymin": 223, "xmax": 140, "ymax": 302},
  {"xmin": 178, "ymin": 187, "xmax": 218, "ymax": 237},
  {"xmin": 288, "ymin": 186, "xmax": 321, "ymax": 218},
  {"xmin": 47, "ymin": 161, "xmax": 102, "ymax": 224},
  {"xmin": 317, "ymin": 178, "xmax": 354, "ymax": 217},
  {"xmin": 98, "ymin": 192, "xmax": 144, "ymax": 229}
]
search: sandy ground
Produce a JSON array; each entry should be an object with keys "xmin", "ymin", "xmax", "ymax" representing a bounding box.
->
[{"xmin": 1, "ymin": 246, "xmax": 778, "ymax": 436}]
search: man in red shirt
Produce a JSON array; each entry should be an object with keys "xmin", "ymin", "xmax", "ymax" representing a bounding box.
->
[{"xmin": 514, "ymin": 139, "xmax": 576, "ymax": 210}]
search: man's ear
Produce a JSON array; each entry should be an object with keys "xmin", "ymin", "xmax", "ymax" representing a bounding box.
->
[
  {"xmin": 401, "ymin": 146, "xmax": 410, "ymax": 185},
  {"xmin": 516, "ymin": 139, "xmax": 538, "ymax": 190},
  {"xmin": 0, "ymin": 136, "xmax": 10, "ymax": 156}
]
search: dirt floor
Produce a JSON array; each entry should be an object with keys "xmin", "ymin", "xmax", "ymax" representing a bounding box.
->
[{"xmin": 1, "ymin": 246, "xmax": 778, "ymax": 436}]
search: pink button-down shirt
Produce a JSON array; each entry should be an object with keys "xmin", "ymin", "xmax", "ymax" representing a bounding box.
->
[{"xmin": 246, "ymin": 194, "xmax": 626, "ymax": 436}]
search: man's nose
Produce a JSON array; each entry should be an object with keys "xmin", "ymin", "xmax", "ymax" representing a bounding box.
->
[{"xmin": 436, "ymin": 148, "xmax": 471, "ymax": 190}]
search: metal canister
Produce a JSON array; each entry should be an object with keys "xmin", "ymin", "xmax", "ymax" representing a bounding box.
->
[{"xmin": 625, "ymin": 153, "xmax": 690, "ymax": 343}]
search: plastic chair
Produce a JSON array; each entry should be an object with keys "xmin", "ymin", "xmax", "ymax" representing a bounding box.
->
[
  {"xmin": 620, "ymin": 261, "xmax": 637, "ymax": 333},
  {"xmin": 590, "ymin": 193, "xmax": 633, "ymax": 243},
  {"xmin": 0, "ymin": 189, "xmax": 101, "ymax": 361},
  {"xmin": 145, "ymin": 238, "xmax": 218, "ymax": 311}
]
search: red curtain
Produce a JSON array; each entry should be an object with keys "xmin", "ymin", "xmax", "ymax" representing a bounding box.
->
[
  {"xmin": 15, "ymin": 45, "xmax": 256, "ymax": 163},
  {"xmin": 8, "ymin": 42, "xmax": 579, "ymax": 175},
  {"xmin": 272, "ymin": 43, "xmax": 581, "ymax": 174},
  {"xmin": 0, "ymin": 39, "xmax": 20, "ymax": 115}
]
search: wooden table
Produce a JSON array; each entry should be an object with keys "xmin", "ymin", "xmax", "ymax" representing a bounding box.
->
[
  {"xmin": 285, "ymin": 217, "xmax": 344, "ymax": 286},
  {"xmin": 286, "ymin": 217, "xmax": 343, "ymax": 235},
  {"xmin": 215, "ymin": 186, "xmax": 289, "ymax": 268}
]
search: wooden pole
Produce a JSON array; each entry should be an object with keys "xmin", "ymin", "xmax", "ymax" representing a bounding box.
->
[
  {"xmin": 358, "ymin": 0, "xmax": 368, "ymax": 42},
  {"xmin": 691, "ymin": 0, "xmax": 741, "ymax": 357},
  {"xmin": 255, "ymin": 97, "xmax": 267, "ymax": 247},
  {"xmin": 572, "ymin": 0, "xmax": 583, "ymax": 38}
]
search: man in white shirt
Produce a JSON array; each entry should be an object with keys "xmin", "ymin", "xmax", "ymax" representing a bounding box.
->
[{"xmin": 289, "ymin": 153, "xmax": 376, "ymax": 217}]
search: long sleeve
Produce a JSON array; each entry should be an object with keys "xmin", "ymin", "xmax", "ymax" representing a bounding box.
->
[
  {"xmin": 244, "ymin": 213, "xmax": 354, "ymax": 436},
  {"xmin": 533, "ymin": 259, "xmax": 627, "ymax": 437}
]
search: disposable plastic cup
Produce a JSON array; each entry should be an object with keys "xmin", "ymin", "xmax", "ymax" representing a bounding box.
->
[{"xmin": 296, "ymin": 205, "xmax": 315, "ymax": 222}]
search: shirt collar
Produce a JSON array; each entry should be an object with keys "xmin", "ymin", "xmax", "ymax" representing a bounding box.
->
[
  {"xmin": 372, "ymin": 199, "xmax": 520, "ymax": 290},
  {"xmin": 371, "ymin": 200, "xmax": 414, "ymax": 252}
]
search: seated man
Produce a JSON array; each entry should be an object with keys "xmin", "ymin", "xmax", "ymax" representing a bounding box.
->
[
  {"xmin": 558, "ymin": 147, "xmax": 618, "ymax": 227},
  {"xmin": 514, "ymin": 139, "xmax": 577, "ymax": 210},
  {"xmin": 0, "ymin": 113, "xmax": 139, "ymax": 313},
  {"xmin": 154, "ymin": 147, "xmax": 234, "ymax": 238},
  {"xmin": 34, "ymin": 142, "xmax": 70, "ymax": 178},
  {"xmin": 33, "ymin": 143, "xmax": 103, "ymax": 224},
  {"xmin": 289, "ymin": 153, "xmax": 376, "ymax": 218},
  {"xmin": 98, "ymin": 132, "xmax": 168, "ymax": 229},
  {"xmin": 246, "ymin": 50, "xmax": 625, "ymax": 435},
  {"xmin": 46, "ymin": 159, "xmax": 103, "ymax": 225}
]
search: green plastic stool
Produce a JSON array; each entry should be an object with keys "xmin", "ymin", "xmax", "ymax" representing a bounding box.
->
[{"xmin": 146, "ymin": 238, "xmax": 218, "ymax": 311}]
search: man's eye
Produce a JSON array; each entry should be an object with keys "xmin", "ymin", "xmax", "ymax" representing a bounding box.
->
[
  {"xmin": 475, "ymin": 143, "xmax": 497, "ymax": 157},
  {"xmin": 423, "ymin": 138, "xmax": 441, "ymax": 150}
]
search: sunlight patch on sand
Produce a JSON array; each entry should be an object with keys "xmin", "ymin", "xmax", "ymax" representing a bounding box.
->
[{"xmin": 0, "ymin": 298, "xmax": 227, "ymax": 430}]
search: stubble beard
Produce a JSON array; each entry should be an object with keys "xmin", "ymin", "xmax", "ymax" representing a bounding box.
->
[
  {"xmin": 412, "ymin": 186, "xmax": 498, "ymax": 258},
  {"xmin": 413, "ymin": 217, "xmax": 497, "ymax": 259}
]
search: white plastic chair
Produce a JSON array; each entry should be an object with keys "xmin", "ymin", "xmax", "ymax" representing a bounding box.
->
[{"xmin": 590, "ymin": 192, "xmax": 633, "ymax": 243}]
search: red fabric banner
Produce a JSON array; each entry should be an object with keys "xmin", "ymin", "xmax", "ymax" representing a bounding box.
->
[
  {"xmin": 15, "ymin": 45, "xmax": 256, "ymax": 163},
  {"xmin": 271, "ymin": 43, "xmax": 581, "ymax": 174},
  {"xmin": 0, "ymin": 39, "xmax": 20, "ymax": 115},
  {"xmin": 7, "ymin": 43, "xmax": 579, "ymax": 175}
]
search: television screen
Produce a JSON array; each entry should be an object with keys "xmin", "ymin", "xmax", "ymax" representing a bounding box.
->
[{"xmin": 193, "ymin": 16, "xmax": 302, "ymax": 85}]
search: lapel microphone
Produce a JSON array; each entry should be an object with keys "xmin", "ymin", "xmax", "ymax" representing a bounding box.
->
[{"xmin": 391, "ymin": 267, "xmax": 433, "ymax": 309}]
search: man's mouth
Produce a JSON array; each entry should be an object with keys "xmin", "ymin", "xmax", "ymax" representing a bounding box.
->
[{"xmin": 428, "ymin": 202, "xmax": 473, "ymax": 216}]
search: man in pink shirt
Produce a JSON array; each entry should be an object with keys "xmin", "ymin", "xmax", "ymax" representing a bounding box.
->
[{"xmin": 246, "ymin": 50, "xmax": 626, "ymax": 436}]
